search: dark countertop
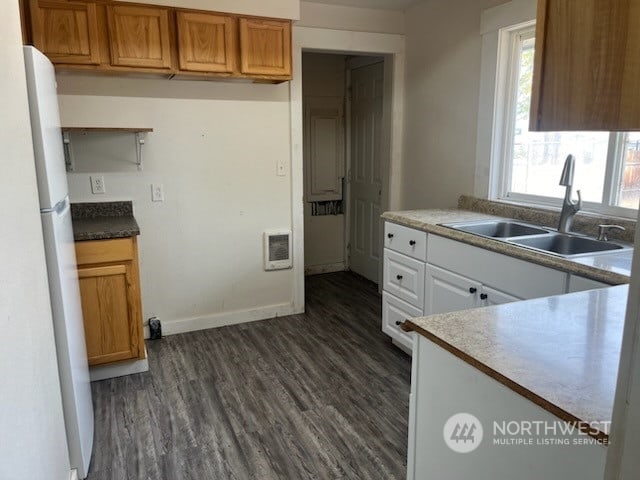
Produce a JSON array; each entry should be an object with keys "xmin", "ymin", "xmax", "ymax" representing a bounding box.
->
[{"xmin": 71, "ymin": 201, "xmax": 140, "ymax": 241}]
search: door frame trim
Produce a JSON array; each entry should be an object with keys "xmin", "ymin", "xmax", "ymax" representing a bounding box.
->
[{"xmin": 291, "ymin": 26, "xmax": 405, "ymax": 307}]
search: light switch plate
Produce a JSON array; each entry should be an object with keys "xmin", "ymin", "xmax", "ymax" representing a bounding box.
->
[
  {"xmin": 90, "ymin": 175, "xmax": 105, "ymax": 194},
  {"xmin": 151, "ymin": 183, "xmax": 164, "ymax": 202}
]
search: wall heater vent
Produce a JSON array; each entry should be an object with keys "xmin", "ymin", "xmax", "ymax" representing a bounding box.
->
[{"xmin": 264, "ymin": 230, "xmax": 292, "ymax": 271}]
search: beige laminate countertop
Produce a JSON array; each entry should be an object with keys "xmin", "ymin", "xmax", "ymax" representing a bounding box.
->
[
  {"xmin": 381, "ymin": 209, "xmax": 633, "ymax": 284},
  {"xmin": 403, "ymin": 285, "xmax": 628, "ymax": 441}
]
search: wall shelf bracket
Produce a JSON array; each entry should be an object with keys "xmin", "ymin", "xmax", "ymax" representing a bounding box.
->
[
  {"xmin": 135, "ymin": 132, "xmax": 146, "ymax": 171},
  {"xmin": 62, "ymin": 130, "xmax": 75, "ymax": 172}
]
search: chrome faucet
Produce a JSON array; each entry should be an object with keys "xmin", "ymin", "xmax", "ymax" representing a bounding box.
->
[{"xmin": 557, "ymin": 154, "xmax": 582, "ymax": 233}]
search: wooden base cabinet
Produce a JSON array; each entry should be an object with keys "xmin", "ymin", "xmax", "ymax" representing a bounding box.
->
[{"xmin": 75, "ymin": 237, "xmax": 145, "ymax": 366}]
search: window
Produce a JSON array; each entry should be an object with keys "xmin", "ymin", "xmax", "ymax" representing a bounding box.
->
[{"xmin": 496, "ymin": 26, "xmax": 640, "ymax": 216}]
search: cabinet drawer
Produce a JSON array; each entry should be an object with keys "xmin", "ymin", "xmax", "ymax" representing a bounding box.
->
[
  {"xmin": 382, "ymin": 292, "xmax": 418, "ymax": 352},
  {"xmin": 75, "ymin": 237, "xmax": 134, "ymax": 265},
  {"xmin": 384, "ymin": 249, "xmax": 425, "ymax": 309},
  {"xmin": 427, "ymin": 235, "xmax": 566, "ymax": 300},
  {"xmin": 384, "ymin": 222, "xmax": 427, "ymax": 261}
]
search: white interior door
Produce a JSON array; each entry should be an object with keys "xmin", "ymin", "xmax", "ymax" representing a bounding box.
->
[{"xmin": 349, "ymin": 61, "xmax": 384, "ymax": 283}]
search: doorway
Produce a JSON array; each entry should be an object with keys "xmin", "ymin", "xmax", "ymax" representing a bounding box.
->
[{"xmin": 301, "ymin": 52, "xmax": 386, "ymax": 285}]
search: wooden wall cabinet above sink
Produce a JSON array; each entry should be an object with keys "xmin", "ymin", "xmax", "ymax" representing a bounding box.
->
[
  {"xmin": 23, "ymin": 0, "xmax": 293, "ymax": 82},
  {"xmin": 531, "ymin": 0, "xmax": 640, "ymax": 131}
]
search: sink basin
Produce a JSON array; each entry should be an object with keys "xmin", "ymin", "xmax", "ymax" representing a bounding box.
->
[
  {"xmin": 510, "ymin": 234, "xmax": 627, "ymax": 257},
  {"xmin": 442, "ymin": 221, "xmax": 550, "ymax": 238}
]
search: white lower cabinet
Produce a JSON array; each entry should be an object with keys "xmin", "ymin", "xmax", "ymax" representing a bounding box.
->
[
  {"xmin": 424, "ymin": 264, "xmax": 480, "ymax": 315},
  {"xmin": 407, "ymin": 336, "xmax": 606, "ymax": 480},
  {"xmin": 383, "ymin": 249, "xmax": 425, "ymax": 309},
  {"xmin": 382, "ymin": 292, "xmax": 419, "ymax": 351},
  {"xmin": 480, "ymin": 285, "xmax": 521, "ymax": 306},
  {"xmin": 381, "ymin": 223, "xmax": 609, "ymax": 354},
  {"xmin": 568, "ymin": 274, "xmax": 609, "ymax": 293}
]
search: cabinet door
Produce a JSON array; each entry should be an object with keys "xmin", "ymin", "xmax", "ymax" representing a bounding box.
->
[
  {"xmin": 107, "ymin": 4, "xmax": 172, "ymax": 70},
  {"xmin": 425, "ymin": 264, "xmax": 480, "ymax": 315},
  {"xmin": 176, "ymin": 11, "xmax": 236, "ymax": 73},
  {"xmin": 29, "ymin": 0, "xmax": 101, "ymax": 65},
  {"xmin": 567, "ymin": 275, "xmax": 609, "ymax": 293},
  {"xmin": 238, "ymin": 17, "xmax": 291, "ymax": 77},
  {"xmin": 78, "ymin": 263, "xmax": 142, "ymax": 366},
  {"xmin": 304, "ymin": 96, "xmax": 344, "ymax": 202},
  {"xmin": 530, "ymin": 0, "xmax": 640, "ymax": 131},
  {"xmin": 480, "ymin": 285, "xmax": 521, "ymax": 307}
]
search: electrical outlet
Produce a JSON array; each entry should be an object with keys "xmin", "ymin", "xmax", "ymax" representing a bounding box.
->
[
  {"xmin": 90, "ymin": 175, "xmax": 105, "ymax": 194},
  {"xmin": 276, "ymin": 159, "xmax": 286, "ymax": 176},
  {"xmin": 151, "ymin": 183, "xmax": 164, "ymax": 202}
]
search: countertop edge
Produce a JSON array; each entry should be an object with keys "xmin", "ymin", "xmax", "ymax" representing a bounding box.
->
[
  {"xmin": 402, "ymin": 319, "xmax": 609, "ymax": 442},
  {"xmin": 381, "ymin": 211, "xmax": 630, "ymax": 285}
]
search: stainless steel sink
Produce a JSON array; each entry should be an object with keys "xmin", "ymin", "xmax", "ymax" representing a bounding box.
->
[
  {"xmin": 442, "ymin": 221, "xmax": 550, "ymax": 238},
  {"xmin": 440, "ymin": 220, "xmax": 632, "ymax": 258},
  {"xmin": 509, "ymin": 234, "xmax": 627, "ymax": 257}
]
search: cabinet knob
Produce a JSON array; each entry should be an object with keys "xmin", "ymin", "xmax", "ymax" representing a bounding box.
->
[
  {"xmin": 469, "ymin": 287, "xmax": 477, "ymax": 294},
  {"xmin": 409, "ymin": 240, "xmax": 416, "ymax": 246},
  {"xmin": 395, "ymin": 320, "xmax": 403, "ymax": 326},
  {"xmin": 480, "ymin": 293, "xmax": 488, "ymax": 300},
  {"xmin": 387, "ymin": 233, "xmax": 394, "ymax": 239},
  {"xmin": 396, "ymin": 274, "xmax": 403, "ymax": 280}
]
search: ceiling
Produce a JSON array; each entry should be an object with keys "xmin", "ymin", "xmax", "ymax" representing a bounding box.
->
[{"xmin": 303, "ymin": 0, "xmax": 420, "ymax": 11}]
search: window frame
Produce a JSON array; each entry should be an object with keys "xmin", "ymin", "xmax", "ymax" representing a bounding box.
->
[{"xmin": 492, "ymin": 24, "xmax": 638, "ymax": 219}]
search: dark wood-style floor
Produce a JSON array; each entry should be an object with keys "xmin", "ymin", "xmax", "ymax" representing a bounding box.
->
[{"xmin": 87, "ymin": 272, "xmax": 412, "ymax": 480}]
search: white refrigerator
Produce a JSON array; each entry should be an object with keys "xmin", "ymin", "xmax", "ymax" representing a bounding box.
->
[{"xmin": 23, "ymin": 46, "xmax": 94, "ymax": 479}]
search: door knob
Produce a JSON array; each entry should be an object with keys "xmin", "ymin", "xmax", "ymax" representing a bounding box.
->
[
  {"xmin": 396, "ymin": 274, "xmax": 403, "ymax": 280},
  {"xmin": 387, "ymin": 233, "xmax": 394, "ymax": 239},
  {"xmin": 409, "ymin": 240, "xmax": 416, "ymax": 246},
  {"xmin": 469, "ymin": 287, "xmax": 477, "ymax": 294},
  {"xmin": 480, "ymin": 293, "xmax": 488, "ymax": 300},
  {"xmin": 395, "ymin": 320, "xmax": 403, "ymax": 326}
]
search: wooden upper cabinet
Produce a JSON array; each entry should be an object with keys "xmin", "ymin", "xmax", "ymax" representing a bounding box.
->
[
  {"xmin": 176, "ymin": 11, "xmax": 236, "ymax": 73},
  {"xmin": 530, "ymin": 0, "xmax": 640, "ymax": 131},
  {"xmin": 29, "ymin": 0, "xmax": 101, "ymax": 64},
  {"xmin": 238, "ymin": 18, "xmax": 291, "ymax": 77},
  {"xmin": 107, "ymin": 4, "xmax": 172, "ymax": 70}
]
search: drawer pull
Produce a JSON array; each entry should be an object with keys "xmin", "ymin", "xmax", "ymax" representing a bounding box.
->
[
  {"xmin": 469, "ymin": 287, "xmax": 477, "ymax": 294},
  {"xmin": 409, "ymin": 240, "xmax": 416, "ymax": 246},
  {"xmin": 396, "ymin": 274, "xmax": 403, "ymax": 280},
  {"xmin": 480, "ymin": 293, "xmax": 488, "ymax": 300},
  {"xmin": 387, "ymin": 233, "xmax": 394, "ymax": 239},
  {"xmin": 395, "ymin": 320, "xmax": 403, "ymax": 326}
]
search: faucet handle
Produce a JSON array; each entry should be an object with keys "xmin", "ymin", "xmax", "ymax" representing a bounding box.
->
[
  {"xmin": 597, "ymin": 224, "xmax": 625, "ymax": 242},
  {"xmin": 574, "ymin": 189, "xmax": 582, "ymax": 210}
]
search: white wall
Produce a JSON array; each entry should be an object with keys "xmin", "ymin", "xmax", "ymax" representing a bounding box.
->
[
  {"xmin": 58, "ymin": 75, "xmax": 296, "ymax": 334},
  {"xmin": 120, "ymin": 0, "xmax": 299, "ymax": 19},
  {"xmin": 402, "ymin": 0, "xmax": 508, "ymax": 209},
  {"xmin": 302, "ymin": 53, "xmax": 347, "ymax": 272},
  {"xmin": 0, "ymin": 1, "xmax": 71, "ymax": 479},
  {"xmin": 298, "ymin": 1, "xmax": 405, "ymax": 34}
]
